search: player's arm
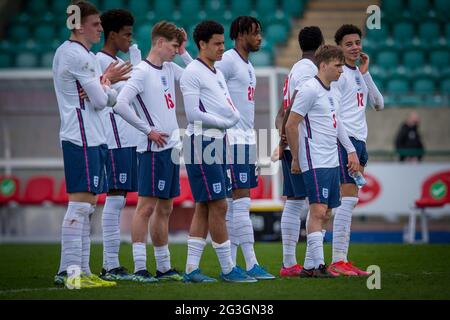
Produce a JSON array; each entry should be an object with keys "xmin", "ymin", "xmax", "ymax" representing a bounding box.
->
[
  {"xmin": 280, "ymin": 90, "xmax": 298, "ymax": 144},
  {"xmin": 285, "ymin": 111, "xmax": 303, "ymax": 174},
  {"xmin": 359, "ymin": 52, "xmax": 384, "ymax": 111},
  {"xmin": 285, "ymin": 85, "xmax": 315, "ymax": 174},
  {"xmin": 336, "ymin": 112, "xmax": 359, "ymax": 173},
  {"xmin": 181, "ymin": 72, "xmax": 239, "ymax": 129},
  {"xmin": 113, "ymin": 69, "xmax": 168, "ymax": 147},
  {"xmin": 183, "ymin": 94, "xmax": 239, "ymax": 129}
]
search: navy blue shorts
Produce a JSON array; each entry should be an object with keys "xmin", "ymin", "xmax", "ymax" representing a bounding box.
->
[
  {"xmin": 183, "ymin": 135, "xmax": 231, "ymax": 203},
  {"xmin": 62, "ymin": 140, "xmax": 108, "ymax": 195},
  {"xmin": 337, "ymin": 137, "xmax": 369, "ymax": 185},
  {"xmin": 137, "ymin": 148, "xmax": 180, "ymax": 199},
  {"xmin": 228, "ymin": 144, "xmax": 258, "ymax": 191},
  {"xmin": 302, "ymin": 167, "xmax": 341, "ymax": 209},
  {"xmin": 106, "ymin": 147, "xmax": 138, "ymax": 192},
  {"xmin": 281, "ymin": 150, "xmax": 307, "ymax": 198}
]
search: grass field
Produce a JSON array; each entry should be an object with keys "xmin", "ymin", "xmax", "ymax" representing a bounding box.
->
[{"xmin": 0, "ymin": 243, "xmax": 449, "ymax": 300}]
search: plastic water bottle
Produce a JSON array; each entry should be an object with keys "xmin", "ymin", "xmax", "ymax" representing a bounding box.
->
[{"xmin": 350, "ymin": 171, "xmax": 367, "ymax": 189}]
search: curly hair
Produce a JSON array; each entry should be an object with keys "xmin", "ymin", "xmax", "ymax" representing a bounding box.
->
[
  {"xmin": 334, "ymin": 24, "xmax": 362, "ymax": 45},
  {"xmin": 193, "ymin": 20, "xmax": 224, "ymax": 49},
  {"xmin": 298, "ymin": 26, "xmax": 324, "ymax": 52},
  {"xmin": 100, "ymin": 9, "xmax": 134, "ymax": 40}
]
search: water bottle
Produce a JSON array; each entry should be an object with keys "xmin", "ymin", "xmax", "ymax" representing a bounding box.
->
[{"xmin": 350, "ymin": 171, "xmax": 367, "ymax": 189}]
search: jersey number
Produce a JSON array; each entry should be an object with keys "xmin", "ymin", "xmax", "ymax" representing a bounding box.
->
[
  {"xmin": 248, "ymin": 86, "xmax": 255, "ymax": 102},
  {"xmin": 165, "ymin": 93, "xmax": 175, "ymax": 109},
  {"xmin": 332, "ymin": 113, "xmax": 337, "ymax": 128},
  {"xmin": 357, "ymin": 93, "xmax": 364, "ymax": 107}
]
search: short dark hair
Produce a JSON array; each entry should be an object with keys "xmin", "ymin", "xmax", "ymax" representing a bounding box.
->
[
  {"xmin": 70, "ymin": 1, "xmax": 99, "ymax": 24},
  {"xmin": 334, "ymin": 24, "xmax": 362, "ymax": 45},
  {"xmin": 298, "ymin": 26, "xmax": 324, "ymax": 52},
  {"xmin": 151, "ymin": 21, "xmax": 184, "ymax": 45},
  {"xmin": 193, "ymin": 20, "xmax": 224, "ymax": 50},
  {"xmin": 101, "ymin": 9, "xmax": 134, "ymax": 40},
  {"xmin": 229, "ymin": 16, "xmax": 261, "ymax": 40},
  {"xmin": 314, "ymin": 45, "xmax": 344, "ymax": 68}
]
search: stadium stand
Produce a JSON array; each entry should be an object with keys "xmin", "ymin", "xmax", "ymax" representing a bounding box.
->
[
  {"xmin": 0, "ymin": 176, "xmax": 20, "ymax": 205},
  {"xmin": 0, "ymin": 0, "xmax": 310, "ymax": 69},
  {"xmin": 19, "ymin": 176, "xmax": 55, "ymax": 205}
]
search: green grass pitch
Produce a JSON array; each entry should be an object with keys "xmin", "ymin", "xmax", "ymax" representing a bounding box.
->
[{"xmin": 0, "ymin": 243, "xmax": 449, "ymax": 300}]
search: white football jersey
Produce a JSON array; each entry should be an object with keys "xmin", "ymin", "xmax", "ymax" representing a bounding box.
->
[
  {"xmin": 282, "ymin": 58, "xmax": 318, "ymax": 150},
  {"xmin": 180, "ymin": 58, "xmax": 238, "ymax": 138},
  {"xmin": 123, "ymin": 59, "xmax": 184, "ymax": 152},
  {"xmin": 291, "ymin": 76, "xmax": 341, "ymax": 171},
  {"xmin": 53, "ymin": 40, "xmax": 106, "ymax": 147},
  {"xmin": 216, "ymin": 49, "xmax": 256, "ymax": 145},
  {"xmin": 96, "ymin": 51, "xmax": 140, "ymax": 149},
  {"xmin": 332, "ymin": 64, "xmax": 369, "ymax": 142}
]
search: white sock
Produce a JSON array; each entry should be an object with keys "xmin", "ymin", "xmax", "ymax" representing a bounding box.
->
[
  {"xmin": 186, "ymin": 237, "xmax": 206, "ymax": 274},
  {"xmin": 154, "ymin": 244, "xmax": 171, "ymax": 273},
  {"xmin": 281, "ymin": 200, "xmax": 307, "ymax": 268},
  {"xmin": 58, "ymin": 202, "xmax": 91, "ymax": 274},
  {"xmin": 332, "ymin": 197, "xmax": 358, "ymax": 263},
  {"xmin": 81, "ymin": 205, "xmax": 95, "ymax": 275},
  {"xmin": 307, "ymin": 231, "xmax": 325, "ymax": 269},
  {"xmin": 102, "ymin": 196, "xmax": 125, "ymax": 271},
  {"xmin": 304, "ymin": 226, "xmax": 326, "ymax": 269},
  {"xmin": 233, "ymin": 197, "xmax": 258, "ymax": 270},
  {"xmin": 132, "ymin": 242, "xmax": 147, "ymax": 273},
  {"xmin": 212, "ymin": 240, "xmax": 234, "ymax": 274},
  {"xmin": 225, "ymin": 198, "xmax": 239, "ymax": 264}
]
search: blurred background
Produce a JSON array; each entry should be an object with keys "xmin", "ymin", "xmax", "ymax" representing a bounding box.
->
[{"xmin": 0, "ymin": 0, "xmax": 449, "ymax": 244}]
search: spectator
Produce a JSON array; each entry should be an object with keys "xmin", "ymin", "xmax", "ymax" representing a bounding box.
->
[{"xmin": 395, "ymin": 111, "xmax": 425, "ymax": 162}]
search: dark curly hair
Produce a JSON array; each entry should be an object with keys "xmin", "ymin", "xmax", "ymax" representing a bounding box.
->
[
  {"xmin": 193, "ymin": 20, "xmax": 224, "ymax": 49},
  {"xmin": 334, "ymin": 24, "xmax": 362, "ymax": 45},
  {"xmin": 100, "ymin": 9, "xmax": 134, "ymax": 40},
  {"xmin": 298, "ymin": 26, "xmax": 324, "ymax": 52},
  {"xmin": 229, "ymin": 16, "xmax": 261, "ymax": 40}
]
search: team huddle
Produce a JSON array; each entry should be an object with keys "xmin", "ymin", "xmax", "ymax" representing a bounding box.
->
[{"xmin": 53, "ymin": 1, "xmax": 384, "ymax": 289}]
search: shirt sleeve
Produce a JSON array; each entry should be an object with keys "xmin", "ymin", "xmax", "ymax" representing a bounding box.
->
[
  {"xmin": 291, "ymin": 84, "xmax": 316, "ymax": 117},
  {"xmin": 363, "ymin": 72, "xmax": 384, "ymax": 111},
  {"xmin": 172, "ymin": 51, "xmax": 194, "ymax": 81},
  {"xmin": 124, "ymin": 65, "xmax": 146, "ymax": 95},
  {"xmin": 69, "ymin": 52, "xmax": 99, "ymax": 87}
]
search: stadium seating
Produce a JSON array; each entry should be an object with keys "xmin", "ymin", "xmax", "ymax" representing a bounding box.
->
[
  {"xmin": 19, "ymin": 176, "xmax": 55, "ymax": 205},
  {"xmin": 52, "ymin": 179, "xmax": 69, "ymax": 205},
  {"xmin": 0, "ymin": 0, "xmax": 309, "ymax": 69},
  {"xmin": 407, "ymin": 170, "xmax": 450, "ymax": 243}
]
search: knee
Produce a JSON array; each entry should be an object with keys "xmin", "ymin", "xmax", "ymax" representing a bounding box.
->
[
  {"xmin": 156, "ymin": 204, "xmax": 173, "ymax": 218},
  {"xmin": 136, "ymin": 203, "xmax": 155, "ymax": 219}
]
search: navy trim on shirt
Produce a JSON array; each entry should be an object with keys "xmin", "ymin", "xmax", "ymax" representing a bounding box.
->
[
  {"xmin": 144, "ymin": 59, "xmax": 163, "ymax": 70},
  {"xmin": 345, "ymin": 63, "xmax": 357, "ymax": 70},
  {"xmin": 314, "ymin": 76, "xmax": 330, "ymax": 91},
  {"xmin": 68, "ymin": 40, "xmax": 90, "ymax": 53},
  {"xmin": 196, "ymin": 58, "xmax": 216, "ymax": 74},
  {"xmin": 99, "ymin": 50, "xmax": 118, "ymax": 61},
  {"xmin": 233, "ymin": 48, "xmax": 249, "ymax": 64}
]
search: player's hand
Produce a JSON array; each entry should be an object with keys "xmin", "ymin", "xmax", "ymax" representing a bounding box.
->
[
  {"xmin": 291, "ymin": 158, "xmax": 301, "ymax": 174},
  {"xmin": 103, "ymin": 60, "xmax": 132, "ymax": 84},
  {"xmin": 271, "ymin": 145, "xmax": 284, "ymax": 162},
  {"xmin": 148, "ymin": 130, "xmax": 169, "ymax": 148},
  {"xmin": 347, "ymin": 152, "xmax": 360, "ymax": 174},
  {"xmin": 359, "ymin": 52, "xmax": 369, "ymax": 74},
  {"xmin": 178, "ymin": 28, "xmax": 188, "ymax": 55},
  {"xmin": 79, "ymin": 87, "xmax": 89, "ymax": 101}
]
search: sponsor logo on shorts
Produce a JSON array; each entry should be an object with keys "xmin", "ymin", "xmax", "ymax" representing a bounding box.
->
[
  {"xmin": 213, "ymin": 183, "xmax": 222, "ymax": 194},
  {"xmin": 158, "ymin": 180, "xmax": 166, "ymax": 191},
  {"xmin": 119, "ymin": 173, "xmax": 127, "ymax": 184},
  {"xmin": 93, "ymin": 176, "xmax": 99, "ymax": 188},
  {"xmin": 239, "ymin": 173, "xmax": 248, "ymax": 183},
  {"xmin": 322, "ymin": 188, "xmax": 329, "ymax": 199}
]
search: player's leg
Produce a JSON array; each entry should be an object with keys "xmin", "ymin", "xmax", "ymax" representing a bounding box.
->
[
  {"xmin": 280, "ymin": 150, "xmax": 308, "ymax": 277},
  {"xmin": 183, "ymin": 202, "xmax": 217, "ymax": 282},
  {"xmin": 225, "ymin": 197, "xmax": 238, "ymax": 263},
  {"xmin": 332, "ymin": 139, "xmax": 368, "ymax": 276},
  {"xmin": 101, "ymin": 147, "xmax": 136, "ymax": 280},
  {"xmin": 129, "ymin": 196, "xmax": 158, "ymax": 282},
  {"xmin": 56, "ymin": 142, "xmax": 113, "ymax": 288}
]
